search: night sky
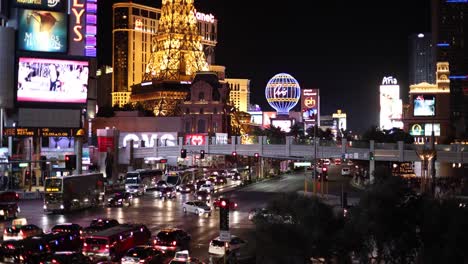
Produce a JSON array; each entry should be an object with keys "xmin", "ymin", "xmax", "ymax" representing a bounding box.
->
[{"xmin": 98, "ymin": 0, "xmax": 432, "ymax": 133}]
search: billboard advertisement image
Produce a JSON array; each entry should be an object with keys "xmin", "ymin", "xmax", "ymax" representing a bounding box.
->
[
  {"xmin": 17, "ymin": 57, "xmax": 89, "ymax": 104},
  {"xmin": 379, "ymin": 77, "xmax": 402, "ymax": 129},
  {"xmin": 413, "ymin": 95, "xmax": 435, "ymax": 116},
  {"xmin": 17, "ymin": 9, "xmax": 68, "ymax": 53},
  {"xmin": 271, "ymin": 119, "xmax": 293, "ymax": 133},
  {"xmin": 14, "ymin": 0, "xmax": 67, "ymax": 11},
  {"xmin": 301, "ymin": 89, "xmax": 320, "ymax": 122}
]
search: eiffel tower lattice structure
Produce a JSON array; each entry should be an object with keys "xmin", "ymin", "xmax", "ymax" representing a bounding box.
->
[{"xmin": 143, "ymin": 0, "xmax": 209, "ymax": 82}]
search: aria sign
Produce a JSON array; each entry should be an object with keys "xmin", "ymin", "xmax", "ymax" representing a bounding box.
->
[
  {"xmin": 382, "ymin": 76, "xmax": 398, "ymax": 85},
  {"xmin": 120, "ymin": 132, "xmax": 177, "ymax": 148}
]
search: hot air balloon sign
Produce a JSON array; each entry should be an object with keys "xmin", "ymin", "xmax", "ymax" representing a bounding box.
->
[{"xmin": 265, "ymin": 73, "xmax": 301, "ymax": 116}]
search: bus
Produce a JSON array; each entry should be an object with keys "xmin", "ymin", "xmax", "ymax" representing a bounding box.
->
[
  {"xmin": 125, "ymin": 169, "xmax": 163, "ymax": 192},
  {"xmin": 82, "ymin": 223, "xmax": 151, "ymax": 261},
  {"xmin": 43, "ymin": 173, "xmax": 105, "ymax": 213},
  {"xmin": 163, "ymin": 171, "xmax": 184, "ymax": 187}
]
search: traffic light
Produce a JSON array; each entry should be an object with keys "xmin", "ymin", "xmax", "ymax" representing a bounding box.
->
[
  {"xmin": 181, "ymin": 148, "xmax": 187, "ymax": 159},
  {"xmin": 200, "ymin": 150, "xmax": 205, "ymax": 159},
  {"xmin": 254, "ymin": 153, "xmax": 259, "ymax": 162},
  {"xmin": 219, "ymin": 198, "xmax": 230, "ymax": 231},
  {"xmin": 65, "ymin": 154, "xmax": 76, "ymax": 170},
  {"xmin": 369, "ymin": 151, "xmax": 375, "ymax": 161}
]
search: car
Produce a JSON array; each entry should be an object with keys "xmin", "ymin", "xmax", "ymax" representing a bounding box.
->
[
  {"xmin": 126, "ymin": 184, "xmax": 145, "ymax": 196},
  {"xmin": 208, "ymin": 235, "xmax": 247, "ymax": 256},
  {"xmin": 176, "ymin": 184, "xmax": 195, "ymax": 193},
  {"xmin": 169, "ymin": 250, "xmax": 204, "ymax": 264},
  {"xmin": 156, "ymin": 180, "xmax": 168, "ymax": 191},
  {"xmin": 107, "ymin": 192, "xmax": 133, "ymax": 207},
  {"xmin": 194, "ymin": 190, "xmax": 211, "ymax": 203},
  {"xmin": 214, "ymin": 176, "xmax": 227, "ymax": 185},
  {"xmin": 158, "ymin": 186, "xmax": 177, "ymax": 199},
  {"xmin": 347, "ymin": 160, "xmax": 354, "ymax": 166},
  {"xmin": 182, "ymin": 201, "xmax": 212, "ymax": 215},
  {"xmin": 0, "ymin": 191, "xmax": 20, "ymax": 220},
  {"xmin": 3, "ymin": 223, "xmax": 43, "ymax": 241},
  {"xmin": 199, "ymin": 183, "xmax": 214, "ymax": 193},
  {"xmin": 334, "ymin": 159, "xmax": 342, "ymax": 165},
  {"xmin": 121, "ymin": 246, "xmax": 164, "ymax": 264},
  {"xmin": 322, "ymin": 159, "xmax": 331, "ymax": 166},
  {"xmin": 194, "ymin": 180, "xmax": 207, "ymax": 190},
  {"xmin": 231, "ymin": 172, "xmax": 241, "ymax": 181},
  {"xmin": 341, "ymin": 167, "xmax": 351, "ymax": 176},
  {"xmin": 82, "ymin": 218, "xmax": 120, "ymax": 236},
  {"xmin": 248, "ymin": 208, "xmax": 293, "ymax": 224},
  {"xmin": 152, "ymin": 228, "xmax": 191, "ymax": 252},
  {"xmin": 40, "ymin": 251, "xmax": 93, "ymax": 264},
  {"xmin": 51, "ymin": 223, "xmax": 83, "ymax": 238},
  {"xmin": 212, "ymin": 198, "xmax": 237, "ymax": 210}
]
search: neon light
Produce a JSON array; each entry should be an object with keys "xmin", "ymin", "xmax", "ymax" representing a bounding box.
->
[
  {"xmin": 446, "ymin": 0, "xmax": 467, "ymax": 2},
  {"xmin": 265, "ymin": 73, "xmax": 301, "ymax": 115},
  {"xmin": 437, "ymin": 43, "xmax": 450, "ymax": 47},
  {"xmin": 449, "ymin": 75, "xmax": 467, "ymax": 79}
]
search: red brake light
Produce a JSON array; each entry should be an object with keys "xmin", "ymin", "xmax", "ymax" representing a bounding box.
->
[
  {"xmin": 83, "ymin": 242, "xmax": 87, "ymax": 247},
  {"xmin": 4, "ymin": 229, "xmax": 7, "ymax": 234},
  {"xmin": 235, "ymin": 203, "xmax": 238, "ymax": 207},
  {"xmin": 322, "ymin": 167, "xmax": 327, "ymax": 172},
  {"xmin": 172, "ymin": 241, "xmax": 177, "ymax": 246},
  {"xmin": 19, "ymin": 230, "xmax": 24, "ymax": 237},
  {"xmin": 221, "ymin": 201, "xmax": 227, "ymax": 207},
  {"xmin": 52, "ymin": 260, "xmax": 57, "ymax": 263},
  {"xmin": 106, "ymin": 244, "xmax": 110, "ymax": 248}
]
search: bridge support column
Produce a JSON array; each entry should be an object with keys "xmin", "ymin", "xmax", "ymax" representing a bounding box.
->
[
  {"xmin": 369, "ymin": 140, "xmax": 375, "ymax": 184},
  {"xmin": 398, "ymin": 141, "xmax": 404, "ymax": 162}
]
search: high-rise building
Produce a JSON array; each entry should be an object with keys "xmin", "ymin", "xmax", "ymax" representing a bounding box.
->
[
  {"xmin": 111, "ymin": 2, "xmax": 217, "ymax": 107},
  {"xmin": 408, "ymin": 33, "xmax": 434, "ymax": 85},
  {"xmin": 225, "ymin": 78, "xmax": 250, "ymax": 112},
  {"xmin": 431, "ymin": 0, "xmax": 468, "ymax": 139}
]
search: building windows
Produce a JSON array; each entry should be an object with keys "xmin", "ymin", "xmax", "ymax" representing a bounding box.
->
[
  {"xmin": 198, "ymin": 92, "xmax": 205, "ymax": 101},
  {"xmin": 200, "ymin": 108, "xmax": 204, "ymax": 114},
  {"xmin": 197, "ymin": 119, "xmax": 206, "ymax": 133}
]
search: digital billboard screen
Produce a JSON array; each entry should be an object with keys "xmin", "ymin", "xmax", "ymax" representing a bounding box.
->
[
  {"xmin": 413, "ymin": 95, "xmax": 435, "ymax": 116},
  {"xmin": 17, "ymin": 9, "xmax": 68, "ymax": 53},
  {"xmin": 14, "ymin": 0, "xmax": 67, "ymax": 11},
  {"xmin": 271, "ymin": 119, "xmax": 292, "ymax": 133},
  {"xmin": 17, "ymin": 57, "xmax": 89, "ymax": 104}
]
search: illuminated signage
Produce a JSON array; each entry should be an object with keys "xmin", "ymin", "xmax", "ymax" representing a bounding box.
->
[
  {"xmin": 68, "ymin": 0, "xmax": 97, "ymax": 57},
  {"xmin": 16, "ymin": 128, "xmax": 36, "ymax": 137},
  {"xmin": 185, "ymin": 134, "xmax": 207, "ymax": 145},
  {"xmin": 380, "ymin": 82, "xmax": 402, "ymax": 129},
  {"xmin": 14, "ymin": 0, "xmax": 66, "ymax": 11},
  {"xmin": 271, "ymin": 119, "xmax": 293, "ymax": 133},
  {"xmin": 3, "ymin": 127, "xmax": 82, "ymax": 137},
  {"xmin": 424, "ymin": 123, "xmax": 441, "ymax": 136},
  {"xmin": 17, "ymin": 9, "xmax": 68, "ymax": 53},
  {"xmin": 410, "ymin": 124, "xmax": 424, "ymax": 136},
  {"xmin": 46, "ymin": 187, "xmax": 60, "ymax": 192},
  {"xmin": 17, "ymin": 57, "xmax": 89, "ymax": 104},
  {"xmin": 413, "ymin": 94, "xmax": 435, "ymax": 117},
  {"xmin": 120, "ymin": 132, "xmax": 177, "ymax": 148},
  {"xmin": 301, "ymin": 89, "xmax": 320, "ymax": 122},
  {"xmin": 193, "ymin": 9, "xmax": 215, "ymax": 23},
  {"xmin": 135, "ymin": 19, "xmax": 143, "ymax": 31},
  {"xmin": 382, "ymin": 76, "xmax": 398, "ymax": 85},
  {"xmin": 40, "ymin": 128, "xmax": 70, "ymax": 137}
]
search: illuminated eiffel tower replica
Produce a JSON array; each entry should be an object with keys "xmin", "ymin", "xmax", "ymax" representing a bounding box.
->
[{"xmin": 131, "ymin": 0, "xmax": 209, "ymax": 116}]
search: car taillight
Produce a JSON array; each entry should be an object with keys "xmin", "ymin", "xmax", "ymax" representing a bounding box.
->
[
  {"xmin": 172, "ymin": 241, "xmax": 177, "ymax": 246},
  {"xmin": 19, "ymin": 230, "xmax": 24, "ymax": 238},
  {"xmin": 7, "ymin": 244, "xmax": 15, "ymax": 249},
  {"xmin": 52, "ymin": 260, "xmax": 57, "ymax": 263},
  {"xmin": 106, "ymin": 244, "xmax": 110, "ymax": 248},
  {"xmin": 234, "ymin": 203, "xmax": 238, "ymax": 207},
  {"xmin": 83, "ymin": 242, "xmax": 87, "ymax": 247},
  {"xmin": 3, "ymin": 229, "xmax": 7, "ymax": 234}
]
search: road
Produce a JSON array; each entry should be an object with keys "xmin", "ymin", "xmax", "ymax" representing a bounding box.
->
[{"xmin": 0, "ymin": 163, "xmax": 361, "ymax": 262}]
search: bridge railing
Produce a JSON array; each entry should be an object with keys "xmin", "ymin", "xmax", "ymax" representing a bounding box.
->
[{"xmin": 123, "ymin": 136, "xmax": 468, "ymax": 164}]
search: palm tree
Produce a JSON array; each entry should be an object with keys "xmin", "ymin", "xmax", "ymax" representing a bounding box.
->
[{"xmin": 288, "ymin": 123, "xmax": 304, "ymax": 141}]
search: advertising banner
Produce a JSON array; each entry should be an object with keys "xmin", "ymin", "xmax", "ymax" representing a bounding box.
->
[
  {"xmin": 413, "ymin": 94, "xmax": 435, "ymax": 116},
  {"xmin": 98, "ymin": 137, "xmax": 114, "ymax": 152},
  {"xmin": 271, "ymin": 119, "xmax": 292, "ymax": 133},
  {"xmin": 301, "ymin": 89, "xmax": 319, "ymax": 121},
  {"xmin": 17, "ymin": 57, "xmax": 89, "ymax": 104},
  {"xmin": 68, "ymin": 0, "xmax": 97, "ymax": 57},
  {"xmin": 17, "ymin": 9, "xmax": 68, "ymax": 53},
  {"xmin": 14, "ymin": 0, "xmax": 67, "ymax": 11},
  {"xmin": 120, "ymin": 132, "xmax": 177, "ymax": 148},
  {"xmin": 379, "ymin": 77, "xmax": 402, "ymax": 129},
  {"xmin": 185, "ymin": 134, "xmax": 207, "ymax": 145}
]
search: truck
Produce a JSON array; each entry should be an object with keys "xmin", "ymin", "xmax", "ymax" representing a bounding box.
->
[{"xmin": 43, "ymin": 173, "xmax": 105, "ymax": 213}]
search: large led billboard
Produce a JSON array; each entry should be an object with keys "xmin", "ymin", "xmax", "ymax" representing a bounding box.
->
[
  {"xmin": 301, "ymin": 89, "xmax": 320, "ymax": 123},
  {"xmin": 409, "ymin": 123, "xmax": 441, "ymax": 136},
  {"xmin": 413, "ymin": 94, "xmax": 435, "ymax": 116},
  {"xmin": 14, "ymin": 0, "xmax": 67, "ymax": 11},
  {"xmin": 379, "ymin": 76, "xmax": 402, "ymax": 129},
  {"xmin": 271, "ymin": 119, "xmax": 293, "ymax": 133},
  {"xmin": 17, "ymin": 9, "xmax": 68, "ymax": 53},
  {"xmin": 17, "ymin": 57, "xmax": 89, "ymax": 104}
]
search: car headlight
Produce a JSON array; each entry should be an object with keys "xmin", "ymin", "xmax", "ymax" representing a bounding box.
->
[
  {"xmin": 60, "ymin": 205, "xmax": 64, "ymax": 210},
  {"xmin": 108, "ymin": 198, "xmax": 112, "ymax": 202},
  {"xmin": 207, "ymin": 195, "xmax": 210, "ymax": 199},
  {"xmin": 43, "ymin": 205, "xmax": 47, "ymax": 210},
  {"xmin": 198, "ymin": 196, "xmax": 202, "ymax": 199},
  {"xmin": 0, "ymin": 210, "xmax": 4, "ymax": 215},
  {"xmin": 118, "ymin": 199, "xmax": 123, "ymax": 202},
  {"xmin": 186, "ymin": 188, "xmax": 190, "ymax": 191}
]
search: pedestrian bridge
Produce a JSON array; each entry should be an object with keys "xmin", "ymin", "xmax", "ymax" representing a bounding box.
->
[{"xmin": 121, "ymin": 136, "xmax": 468, "ymax": 164}]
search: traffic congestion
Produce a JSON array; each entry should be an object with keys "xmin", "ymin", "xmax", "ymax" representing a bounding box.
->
[{"xmin": 0, "ymin": 167, "xmax": 248, "ymax": 264}]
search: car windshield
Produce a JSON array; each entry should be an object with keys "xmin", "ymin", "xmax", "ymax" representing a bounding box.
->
[
  {"xmin": 126, "ymin": 247, "xmax": 150, "ymax": 258},
  {"xmin": 194, "ymin": 201, "xmax": 206, "ymax": 207},
  {"xmin": 157, "ymin": 231, "xmax": 176, "ymax": 241},
  {"xmin": 197, "ymin": 191, "xmax": 208, "ymax": 196},
  {"xmin": 85, "ymin": 238, "xmax": 107, "ymax": 245},
  {"xmin": 211, "ymin": 239, "xmax": 225, "ymax": 247},
  {"xmin": 128, "ymin": 185, "xmax": 139, "ymax": 189}
]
